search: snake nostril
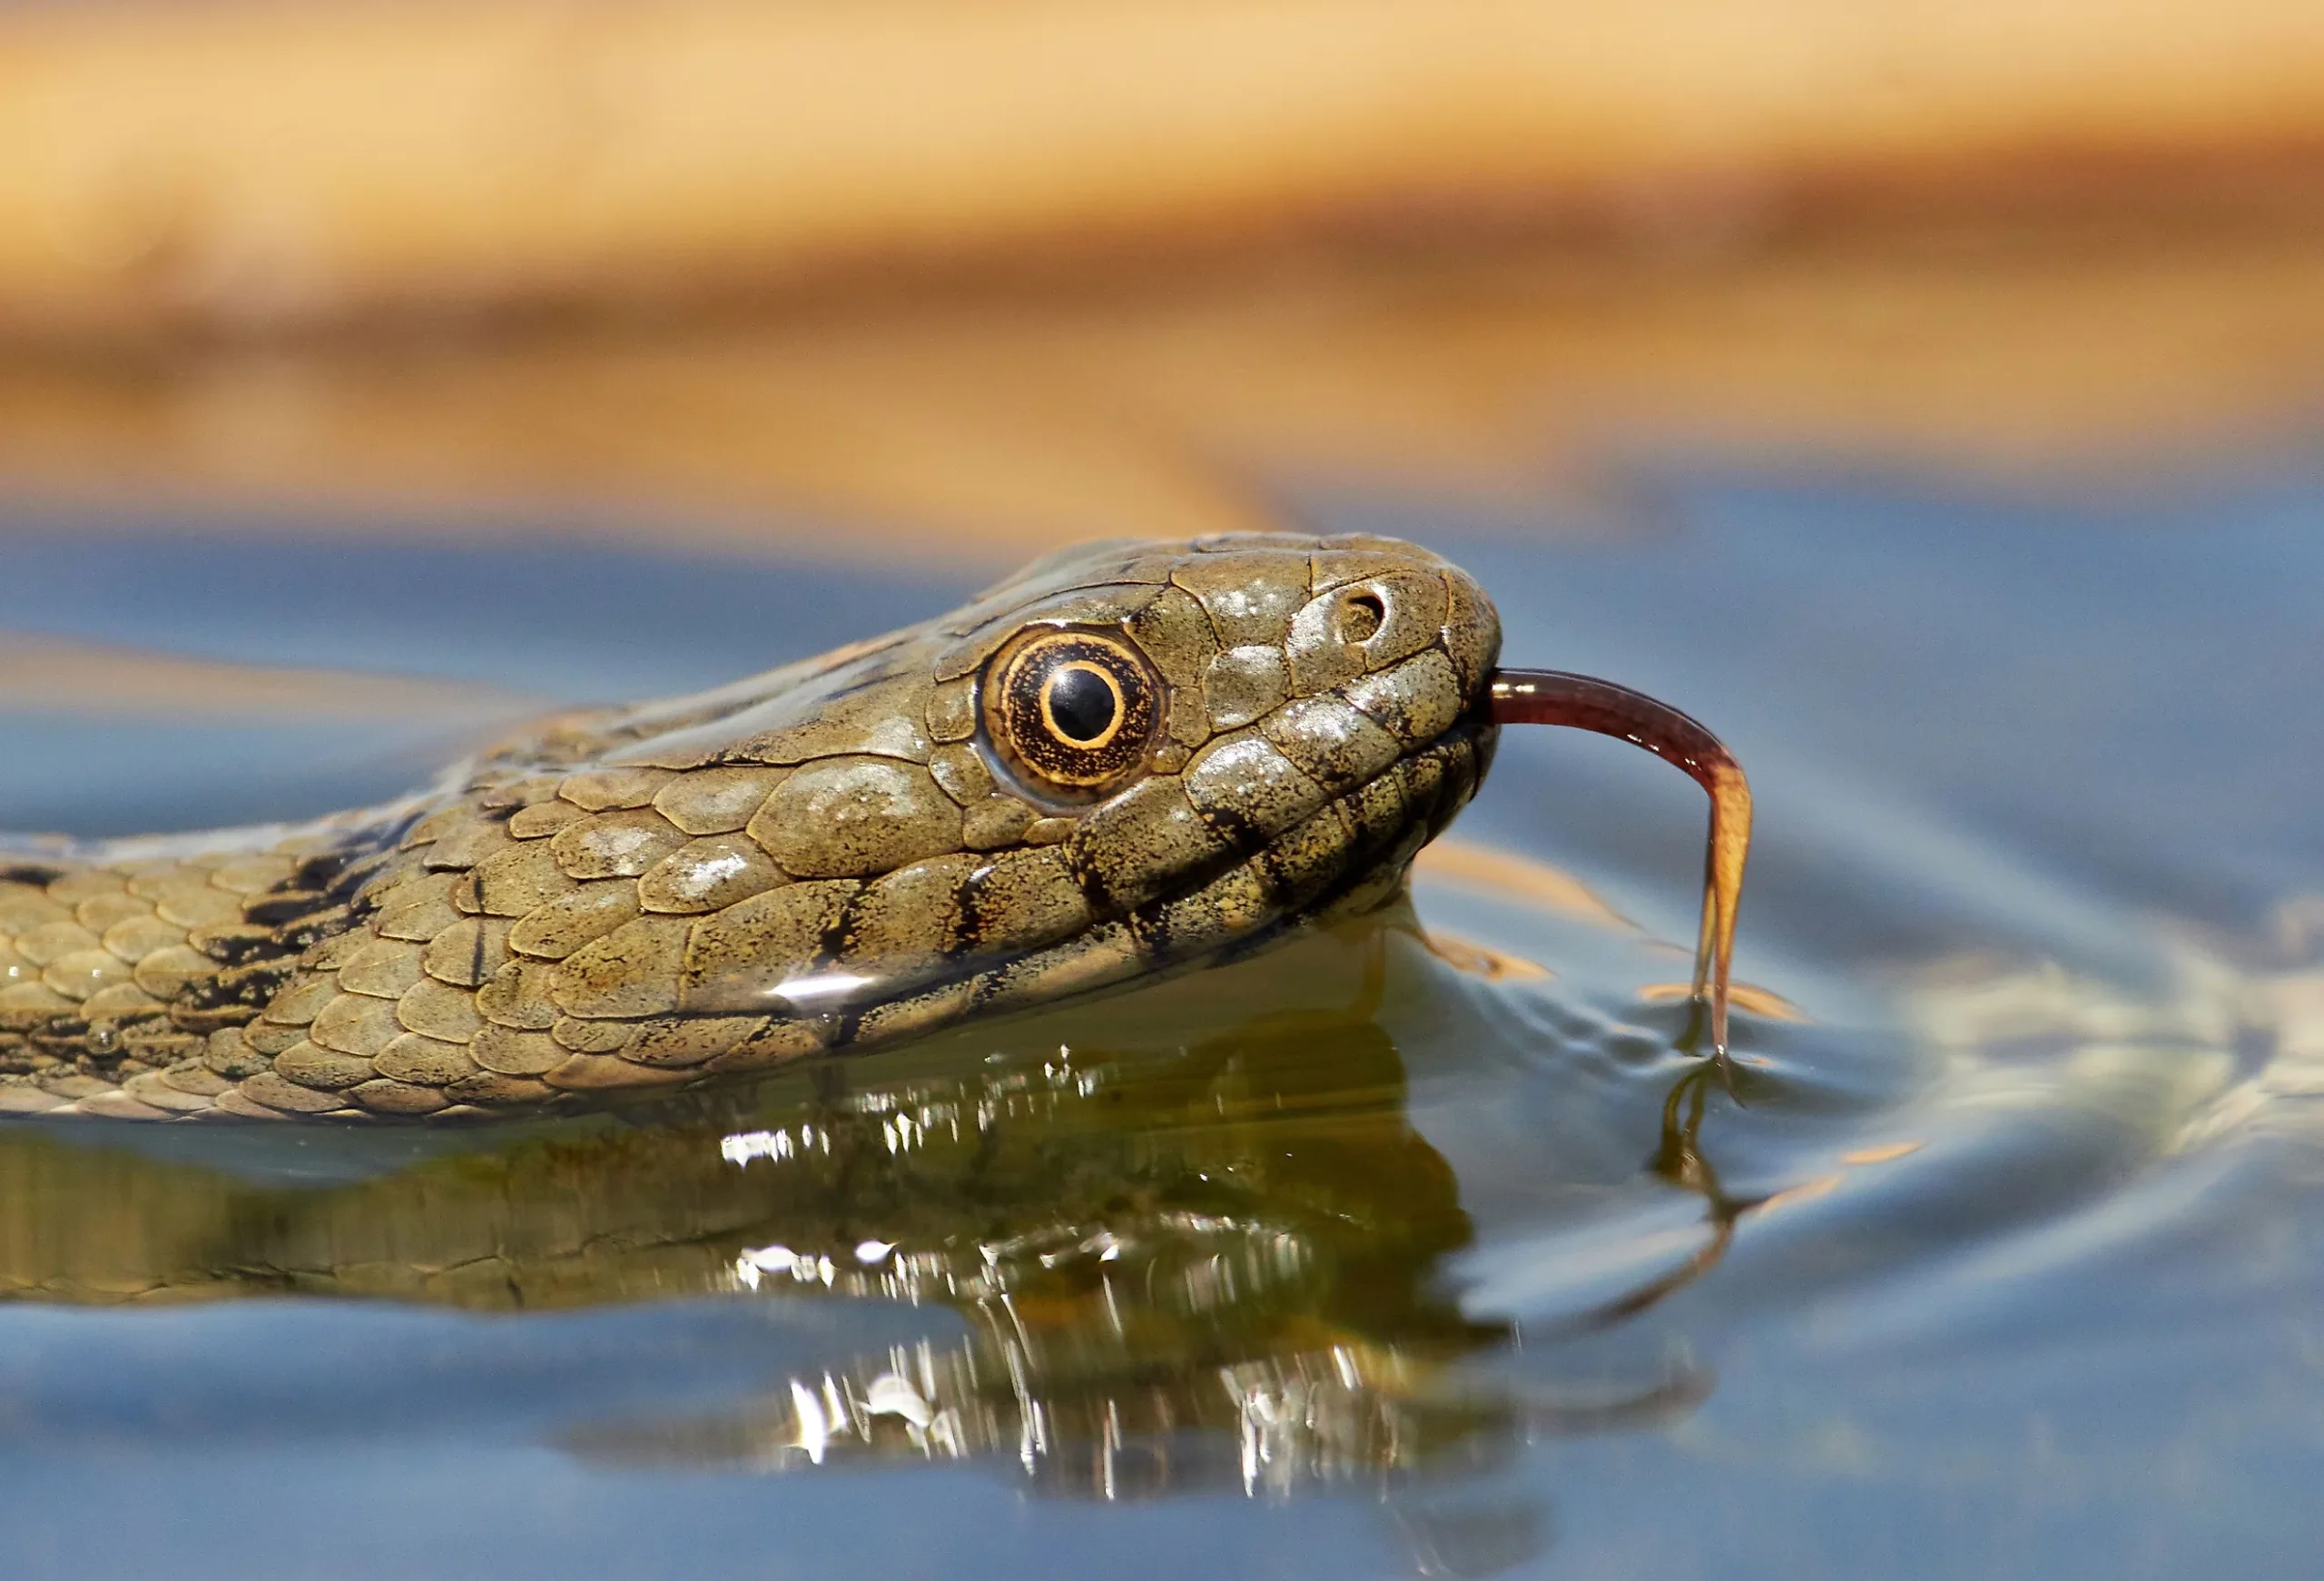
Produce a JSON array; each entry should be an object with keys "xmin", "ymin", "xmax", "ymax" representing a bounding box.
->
[{"xmin": 1339, "ymin": 591, "xmax": 1385, "ymax": 644}]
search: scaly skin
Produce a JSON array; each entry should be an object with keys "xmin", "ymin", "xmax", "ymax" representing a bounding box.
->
[{"xmin": 0, "ymin": 532, "xmax": 1499, "ymax": 1120}]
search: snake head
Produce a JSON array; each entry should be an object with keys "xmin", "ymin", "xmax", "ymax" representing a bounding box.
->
[
  {"xmin": 7, "ymin": 532, "xmax": 1758, "ymax": 1125},
  {"xmin": 534, "ymin": 530, "xmax": 1502, "ymax": 1069}
]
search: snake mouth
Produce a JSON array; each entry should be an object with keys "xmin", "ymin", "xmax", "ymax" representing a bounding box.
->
[
  {"xmin": 814, "ymin": 710, "xmax": 1498, "ymax": 1053},
  {"xmin": 832, "ymin": 664, "xmax": 1750, "ymax": 1074},
  {"xmin": 1109, "ymin": 714, "xmax": 1497, "ymax": 963}
]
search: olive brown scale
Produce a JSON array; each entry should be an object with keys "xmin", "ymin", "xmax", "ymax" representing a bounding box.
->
[{"xmin": 0, "ymin": 532, "xmax": 1750, "ymax": 1121}]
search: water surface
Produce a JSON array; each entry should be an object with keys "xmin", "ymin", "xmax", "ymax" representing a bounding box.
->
[{"xmin": 0, "ymin": 479, "xmax": 2319, "ymax": 1578}]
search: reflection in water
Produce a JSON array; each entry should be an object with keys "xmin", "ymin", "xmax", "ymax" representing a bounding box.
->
[
  {"xmin": 583, "ymin": 1013, "xmax": 1506, "ymax": 1499},
  {"xmin": 6, "ymin": 506, "xmax": 2320, "ymax": 1576},
  {"xmin": 577, "ymin": 1011, "xmax": 1706, "ymax": 1499},
  {"xmin": 1539, "ymin": 1062, "xmax": 1758, "ymax": 1336},
  {"xmin": 0, "ymin": 915, "xmax": 1718, "ymax": 1511}
]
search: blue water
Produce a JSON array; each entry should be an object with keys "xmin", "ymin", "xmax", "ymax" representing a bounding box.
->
[{"xmin": 0, "ymin": 474, "xmax": 2319, "ymax": 1578}]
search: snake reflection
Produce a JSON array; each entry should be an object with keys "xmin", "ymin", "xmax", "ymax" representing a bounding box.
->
[{"xmin": 0, "ymin": 920, "xmax": 1728, "ymax": 1497}]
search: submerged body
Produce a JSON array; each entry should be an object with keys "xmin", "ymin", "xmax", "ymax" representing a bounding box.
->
[{"xmin": 0, "ymin": 534, "xmax": 1499, "ymax": 1120}]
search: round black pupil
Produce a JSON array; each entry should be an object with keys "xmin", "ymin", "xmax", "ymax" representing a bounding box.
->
[{"xmin": 1047, "ymin": 665, "xmax": 1118, "ymax": 744}]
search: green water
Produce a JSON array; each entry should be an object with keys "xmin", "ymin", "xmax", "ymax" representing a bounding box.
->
[{"xmin": 0, "ymin": 480, "xmax": 2318, "ymax": 1577}]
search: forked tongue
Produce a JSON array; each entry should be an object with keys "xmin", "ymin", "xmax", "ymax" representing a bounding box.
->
[{"xmin": 1487, "ymin": 670, "xmax": 1753, "ymax": 1077}]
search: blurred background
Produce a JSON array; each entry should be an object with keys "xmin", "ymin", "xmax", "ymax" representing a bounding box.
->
[
  {"xmin": 6, "ymin": 12, "xmax": 2324, "ymax": 1577},
  {"xmin": 2, "ymin": 0, "xmax": 2320, "ymax": 572}
]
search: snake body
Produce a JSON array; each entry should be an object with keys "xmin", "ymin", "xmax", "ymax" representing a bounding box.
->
[{"xmin": 0, "ymin": 533, "xmax": 1499, "ymax": 1120}]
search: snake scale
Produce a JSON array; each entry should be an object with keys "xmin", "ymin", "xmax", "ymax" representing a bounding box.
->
[{"xmin": 0, "ymin": 533, "xmax": 1502, "ymax": 1121}]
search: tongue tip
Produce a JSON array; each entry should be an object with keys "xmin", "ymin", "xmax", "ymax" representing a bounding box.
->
[{"xmin": 1486, "ymin": 667, "xmax": 1753, "ymax": 1072}]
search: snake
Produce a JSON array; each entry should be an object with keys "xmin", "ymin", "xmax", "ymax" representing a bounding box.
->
[{"xmin": 0, "ymin": 530, "xmax": 1747, "ymax": 1122}]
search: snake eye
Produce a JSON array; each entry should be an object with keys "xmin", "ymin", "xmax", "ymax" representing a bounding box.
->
[{"xmin": 983, "ymin": 629, "xmax": 1161, "ymax": 795}]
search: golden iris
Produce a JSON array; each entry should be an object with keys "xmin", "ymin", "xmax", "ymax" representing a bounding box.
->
[{"xmin": 983, "ymin": 629, "xmax": 1160, "ymax": 794}]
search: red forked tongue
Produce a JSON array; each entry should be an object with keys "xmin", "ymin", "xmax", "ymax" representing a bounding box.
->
[{"xmin": 1487, "ymin": 669, "xmax": 1753, "ymax": 1075}]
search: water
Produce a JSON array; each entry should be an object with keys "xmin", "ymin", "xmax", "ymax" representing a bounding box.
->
[{"xmin": 0, "ymin": 477, "xmax": 2319, "ymax": 1578}]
